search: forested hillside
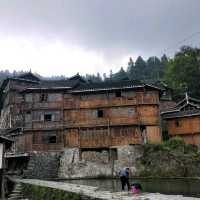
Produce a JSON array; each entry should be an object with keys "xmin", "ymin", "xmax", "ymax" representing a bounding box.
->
[
  {"xmin": 84, "ymin": 54, "xmax": 168, "ymax": 82},
  {"xmin": 0, "ymin": 54, "xmax": 168, "ymax": 83},
  {"xmin": 0, "ymin": 46, "xmax": 199, "ymax": 100}
]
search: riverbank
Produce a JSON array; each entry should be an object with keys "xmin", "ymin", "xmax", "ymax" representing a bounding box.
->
[{"xmin": 10, "ymin": 178, "xmax": 200, "ymax": 200}]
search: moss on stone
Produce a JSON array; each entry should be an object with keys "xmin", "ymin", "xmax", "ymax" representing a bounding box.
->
[{"xmin": 21, "ymin": 183, "xmax": 99, "ymax": 200}]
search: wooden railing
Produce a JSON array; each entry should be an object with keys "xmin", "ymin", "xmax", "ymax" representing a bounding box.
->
[{"xmin": 23, "ymin": 102, "xmax": 63, "ymax": 110}]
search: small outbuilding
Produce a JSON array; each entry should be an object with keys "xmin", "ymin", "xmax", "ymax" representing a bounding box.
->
[{"xmin": 162, "ymin": 93, "xmax": 200, "ymax": 145}]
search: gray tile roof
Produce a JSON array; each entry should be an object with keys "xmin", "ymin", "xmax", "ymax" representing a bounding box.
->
[{"xmin": 162, "ymin": 93, "xmax": 200, "ymax": 119}]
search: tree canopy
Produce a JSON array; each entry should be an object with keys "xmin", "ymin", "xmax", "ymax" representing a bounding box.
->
[
  {"xmin": 165, "ymin": 46, "xmax": 200, "ymax": 99},
  {"xmin": 1, "ymin": 46, "xmax": 200, "ymax": 101}
]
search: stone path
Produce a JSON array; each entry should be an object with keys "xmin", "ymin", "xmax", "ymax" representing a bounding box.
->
[{"xmin": 14, "ymin": 179, "xmax": 200, "ymax": 200}]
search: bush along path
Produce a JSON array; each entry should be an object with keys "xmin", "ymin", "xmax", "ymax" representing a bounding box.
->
[{"xmin": 137, "ymin": 137, "xmax": 200, "ymax": 178}]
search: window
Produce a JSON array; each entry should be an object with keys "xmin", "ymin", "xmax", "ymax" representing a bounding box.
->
[
  {"xmin": 25, "ymin": 94, "xmax": 32, "ymax": 102},
  {"xmin": 33, "ymin": 132, "xmax": 61, "ymax": 144},
  {"xmin": 40, "ymin": 93, "xmax": 48, "ymax": 102},
  {"xmin": 97, "ymin": 110, "xmax": 104, "ymax": 118},
  {"xmin": 42, "ymin": 133, "xmax": 57, "ymax": 144},
  {"xmin": 49, "ymin": 135, "xmax": 57, "ymax": 143},
  {"xmin": 175, "ymin": 120, "xmax": 180, "ymax": 127},
  {"xmin": 25, "ymin": 111, "xmax": 31, "ymax": 123},
  {"xmin": 44, "ymin": 114, "xmax": 53, "ymax": 121},
  {"xmin": 110, "ymin": 148, "xmax": 118, "ymax": 160},
  {"xmin": 115, "ymin": 91, "xmax": 121, "ymax": 97}
]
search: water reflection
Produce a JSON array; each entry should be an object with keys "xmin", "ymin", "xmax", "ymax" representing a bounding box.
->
[{"xmin": 66, "ymin": 178, "xmax": 200, "ymax": 197}]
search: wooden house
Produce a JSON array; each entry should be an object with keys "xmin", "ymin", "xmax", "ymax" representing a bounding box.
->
[
  {"xmin": 0, "ymin": 73, "xmax": 163, "ymax": 153},
  {"xmin": 162, "ymin": 93, "xmax": 200, "ymax": 145},
  {"xmin": 147, "ymin": 80, "xmax": 176, "ymax": 112}
]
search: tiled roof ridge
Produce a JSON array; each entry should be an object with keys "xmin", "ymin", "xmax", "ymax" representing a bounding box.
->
[{"xmin": 161, "ymin": 93, "xmax": 200, "ymax": 117}]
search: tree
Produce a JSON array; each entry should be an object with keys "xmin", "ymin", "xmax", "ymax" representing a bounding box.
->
[
  {"xmin": 84, "ymin": 73, "xmax": 102, "ymax": 83},
  {"xmin": 134, "ymin": 56, "xmax": 147, "ymax": 80},
  {"xmin": 161, "ymin": 54, "xmax": 168, "ymax": 64},
  {"xmin": 165, "ymin": 46, "xmax": 200, "ymax": 99},
  {"xmin": 112, "ymin": 67, "xmax": 129, "ymax": 81},
  {"xmin": 103, "ymin": 73, "xmax": 107, "ymax": 81},
  {"xmin": 96, "ymin": 72, "xmax": 102, "ymax": 82},
  {"xmin": 109, "ymin": 70, "xmax": 113, "ymax": 80},
  {"xmin": 146, "ymin": 56, "xmax": 162, "ymax": 80},
  {"xmin": 127, "ymin": 57, "xmax": 135, "ymax": 80}
]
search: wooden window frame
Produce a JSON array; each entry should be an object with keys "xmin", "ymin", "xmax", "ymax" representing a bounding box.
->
[{"xmin": 97, "ymin": 110, "xmax": 104, "ymax": 118}]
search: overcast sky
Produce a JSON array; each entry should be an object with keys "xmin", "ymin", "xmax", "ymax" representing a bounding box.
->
[{"xmin": 0, "ymin": 0, "xmax": 199, "ymax": 77}]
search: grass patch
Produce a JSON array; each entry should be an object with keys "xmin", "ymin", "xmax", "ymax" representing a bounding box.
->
[{"xmin": 21, "ymin": 183, "xmax": 100, "ymax": 200}]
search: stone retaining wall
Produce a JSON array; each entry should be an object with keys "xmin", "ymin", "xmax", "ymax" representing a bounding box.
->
[
  {"xmin": 82, "ymin": 150, "xmax": 109, "ymax": 163},
  {"xmin": 23, "ymin": 142, "xmax": 200, "ymax": 179},
  {"xmin": 24, "ymin": 151, "xmax": 61, "ymax": 179},
  {"xmin": 58, "ymin": 145, "xmax": 143, "ymax": 178},
  {"xmin": 58, "ymin": 148, "xmax": 112, "ymax": 178}
]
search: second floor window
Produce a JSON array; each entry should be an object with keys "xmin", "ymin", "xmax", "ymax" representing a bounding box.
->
[
  {"xmin": 175, "ymin": 120, "xmax": 180, "ymax": 127},
  {"xmin": 44, "ymin": 113, "xmax": 54, "ymax": 121},
  {"xmin": 97, "ymin": 110, "xmax": 104, "ymax": 118},
  {"xmin": 40, "ymin": 93, "xmax": 48, "ymax": 102},
  {"xmin": 42, "ymin": 133, "xmax": 57, "ymax": 144},
  {"xmin": 115, "ymin": 91, "xmax": 122, "ymax": 97}
]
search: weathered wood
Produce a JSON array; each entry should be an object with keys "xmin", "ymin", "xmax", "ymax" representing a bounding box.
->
[
  {"xmin": 0, "ymin": 75, "xmax": 162, "ymax": 152},
  {"xmin": 146, "ymin": 126, "xmax": 162, "ymax": 143},
  {"xmin": 167, "ymin": 116, "xmax": 200, "ymax": 135},
  {"xmin": 166, "ymin": 116, "xmax": 200, "ymax": 145}
]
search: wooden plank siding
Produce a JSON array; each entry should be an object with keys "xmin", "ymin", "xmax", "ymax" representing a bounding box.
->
[
  {"xmin": 162, "ymin": 94, "xmax": 200, "ymax": 146},
  {"xmin": 11, "ymin": 131, "xmax": 64, "ymax": 153},
  {"xmin": 146, "ymin": 126, "xmax": 162, "ymax": 143},
  {"xmin": 167, "ymin": 116, "xmax": 200, "ymax": 136},
  {"xmin": 65, "ymin": 127, "xmax": 143, "ymax": 148},
  {"xmin": 63, "ymin": 90, "xmax": 161, "ymax": 148},
  {"xmin": 180, "ymin": 134, "xmax": 200, "ymax": 145},
  {"xmin": 166, "ymin": 116, "xmax": 200, "ymax": 145},
  {"xmin": 64, "ymin": 91, "xmax": 159, "ymax": 110},
  {"xmin": 64, "ymin": 105, "xmax": 160, "ymax": 127},
  {"xmin": 6, "ymin": 85, "xmax": 162, "ymax": 151},
  {"xmin": 11, "ymin": 134, "xmax": 33, "ymax": 153},
  {"xmin": 23, "ymin": 102, "xmax": 63, "ymax": 110},
  {"xmin": 64, "ymin": 129, "xmax": 79, "ymax": 148},
  {"xmin": 137, "ymin": 105, "xmax": 160, "ymax": 125}
]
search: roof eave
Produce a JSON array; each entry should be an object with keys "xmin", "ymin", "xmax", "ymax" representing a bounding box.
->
[
  {"xmin": 71, "ymin": 85, "xmax": 145, "ymax": 94},
  {"xmin": 21, "ymin": 86, "xmax": 72, "ymax": 93},
  {"xmin": 162, "ymin": 112, "xmax": 200, "ymax": 119}
]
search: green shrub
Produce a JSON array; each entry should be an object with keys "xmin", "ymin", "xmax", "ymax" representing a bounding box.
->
[
  {"xmin": 164, "ymin": 136, "xmax": 185, "ymax": 149},
  {"xmin": 162, "ymin": 130, "xmax": 169, "ymax": 141}
]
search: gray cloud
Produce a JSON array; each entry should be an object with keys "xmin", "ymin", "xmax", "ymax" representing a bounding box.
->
[{"xmin": 0, "ymin": 0, "xmax": 199, "ymax": 73}]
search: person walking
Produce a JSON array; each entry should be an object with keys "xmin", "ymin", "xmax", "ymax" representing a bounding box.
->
[{"xmin": 119, "ymin": 167, "xmax": 131, "ymax": 191}]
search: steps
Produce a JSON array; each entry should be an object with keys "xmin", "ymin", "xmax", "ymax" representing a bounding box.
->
[{"xmin": 8, "ymin": 183, "xmax": 25, "ymax": 200}]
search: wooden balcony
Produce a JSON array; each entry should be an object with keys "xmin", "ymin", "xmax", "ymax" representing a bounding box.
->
[
  {"xmin": 64, "ymin": 96, "xmax": 159, "ymax": 110},
  {"xmin": 32, "ymin": 121, "xmax": 63, "ymax": 129},
  {"xmin": 23, "ymin": 102, "xmax": 63, "ymax": 110}
]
